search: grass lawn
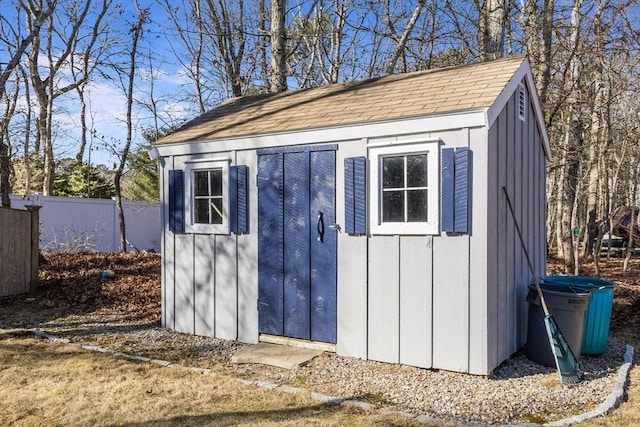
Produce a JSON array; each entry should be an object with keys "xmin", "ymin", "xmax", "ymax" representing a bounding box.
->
[
  {"xmin": 0, "ymin": 330, "xmax": 427, "ymax": 427},
  {"xmin": 580, "ymin": 367, "xmax": 639, "ymax": 426}
]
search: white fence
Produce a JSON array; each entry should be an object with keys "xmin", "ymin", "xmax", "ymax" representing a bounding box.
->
[{"xmin": 9, "ymin": 195, "xmax": 161, "ymax": 253}]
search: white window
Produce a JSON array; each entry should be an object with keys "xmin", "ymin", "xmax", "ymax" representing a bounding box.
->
[
  {"xmin": 185, "ymin": 159, "xmax": 230, "ymax": 234},
  {"xmin": 370, "ymin": 141, "xmax": 439, "ymax": 235}
]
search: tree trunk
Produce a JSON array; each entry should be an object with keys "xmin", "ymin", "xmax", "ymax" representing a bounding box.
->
[
  {"xmin": 0, "ymin": 0, "xmax": 56, "ymax": 100},
  {"xmin": 115, "ymin": 4, "xmax": 147, "ymax": 252},
  {"xmin": 75, "ymin": 83, "xmax": 88, "ymax": 163},
  {"xmin": 270, "ymin": 0, "xmax": 287, "ymax": 92},
  {"xmin": 560, "ymin": 118, "xmax": 582, "ymax": 273},
  {"xmin": 581, "ymin": 3, "xmax": 607, "ymax": 261},
  {"xmin": 0, "ymin": 140, "xmax": 10, "ymax": 207},
  {"xmin": 386, "ymin": 0, "xmax": 425, "ymax": 74},
  {"xmin": 481, "ymin": 0, "xmax": 506, "ymax": 61},
  {"xmin": 328, "ymin": 0, "xmax": 347, "ymax": 83},
  {"xmin": 557, "ymin": 0, "xmax": 584, "ymax": 273},
  {"xmin": 42, "ymin": 86, "xmax": 55, "ymax": 196},
  {"xmin": 20, "ymin": 65, "xmax": 34, "ymax": 196},
  {"xmin": 258, "ymin": 0, "xmax": 270, "ymax": 90},
  {"xmin": 0, "ymin": 67, "xmax": 20, "ymax": 207}
]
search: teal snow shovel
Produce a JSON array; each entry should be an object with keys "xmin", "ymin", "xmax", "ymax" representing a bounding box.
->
[{"xmin": 503, "ymin": 187, "xmax": 583, "ymax": 386}]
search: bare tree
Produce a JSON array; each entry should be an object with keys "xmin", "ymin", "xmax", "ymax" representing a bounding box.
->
[
  {"xmin": 270, "ymin": 0, "xmax": 287, "ymax": 92},
  {"xmin": 0, "ymin": 0, "xmax": 57, "ymax": 206},
  {"xmin": 478, "ymin": 0, "xmax": 506, "ymax": 60},
  {"xmin": 113, "ymin": 3, "xmax": 149, "ymax": 252},
  {"xmin": 0, "ymin": 74, "xmax": 19, "ymax": 207},
  {"xmin": 162, "ymin": 0, "xmax": 252, "ymax": 111},
  {"xmin": 386, "ymin": 0, "xmax": 425, "ymax": 73},
  {"xmin": 162, "ymin": 0, "xmax": 208, "ymax": 114},
  {"xmin": 0, "ymin": 0, "xmax": 57, "ymax": 100},
  {"xmin": 26, "ymin": 0, "xmax": 111, "ymax": 195},
  {"xmin": 202, "ymin": 0, "xmax": 247, "ymax": 97}
]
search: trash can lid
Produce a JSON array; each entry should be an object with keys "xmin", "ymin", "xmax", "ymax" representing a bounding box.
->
[
  {"xmin": 542, "ymin": 275, "xmax": 616, "ymax": 289},
  {"xmin": 529, "ymin": 282, "xmax": 590, "ymax": 297}
]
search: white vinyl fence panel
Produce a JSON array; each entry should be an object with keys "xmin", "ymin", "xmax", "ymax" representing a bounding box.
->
[{"xmin": 9, "ymin": 195, "xmax": 161, "ymax": 252}]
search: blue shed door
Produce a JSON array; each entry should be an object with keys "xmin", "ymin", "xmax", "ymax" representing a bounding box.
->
[{"xmin": 257, "ymin": 146, "xmax": 337, "ymax": 344}]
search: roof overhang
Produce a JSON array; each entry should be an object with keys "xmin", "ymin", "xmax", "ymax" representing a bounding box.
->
[{"xmin": 486, "ymin": 57, "xmax": 551, "ymax": 159}]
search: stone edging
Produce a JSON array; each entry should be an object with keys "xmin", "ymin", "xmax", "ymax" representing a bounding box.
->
[
  {"xmin": 23, "ymin": 329, "xmax": 635, "ymax": 426},
  {"xmin": 543, "ymin": 344, "xmax": 635, "ymax": 427}
]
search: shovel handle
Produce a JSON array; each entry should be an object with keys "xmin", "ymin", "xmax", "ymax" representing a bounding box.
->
[{"xmin": 502, "ymin": 187, "xmax": 550, "ymax": 316}]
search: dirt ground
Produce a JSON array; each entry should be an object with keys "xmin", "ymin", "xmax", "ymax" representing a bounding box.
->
[{"xmin": 0, "ymin": 251, "xmax": 161, "ymax": 324}]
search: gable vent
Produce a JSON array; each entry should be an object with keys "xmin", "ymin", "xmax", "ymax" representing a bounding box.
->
[{"xmin": 518, "ymin": 83, "xmax": 527, "ymax": 121}]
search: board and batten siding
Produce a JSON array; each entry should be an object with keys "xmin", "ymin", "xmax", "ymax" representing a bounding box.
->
[
  {"xmin": 336, "ymin": 139, "xmax": 368, "ymax": 359},
  {"xmin": 161, "ymin": 151, "xmax": 259, "ymax": 344},
  {"xmin": 366, "ymin": 127, "xmax": 474, "ymax": 373},
  {"xmin": 486, "ymin": 80, "xmax": 547, "ymax": 371}
]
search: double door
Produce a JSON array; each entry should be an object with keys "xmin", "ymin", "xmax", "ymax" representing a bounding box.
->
[{"xmin": 257, "ymin": 146, "xmax": 337, "ymax": 343}]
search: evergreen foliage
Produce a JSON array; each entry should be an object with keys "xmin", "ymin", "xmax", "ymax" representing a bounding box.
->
[
  {"xmin": 122, "ymin": 144, "xmax": 159, "ymax": 202},
  {"xmin": 53, "ymin": 160, "xmax": 114, "ymax": 199}
]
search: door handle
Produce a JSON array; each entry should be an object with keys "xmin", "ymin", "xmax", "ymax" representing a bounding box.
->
[{"xmin": 317, "ymin": 212, "xmax": 325, "ymax": 243}]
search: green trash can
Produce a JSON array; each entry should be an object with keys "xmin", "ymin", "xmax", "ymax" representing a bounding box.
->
[{"xmin": 543, "ymin": 276, "xmax": 616, "ymax": 355}]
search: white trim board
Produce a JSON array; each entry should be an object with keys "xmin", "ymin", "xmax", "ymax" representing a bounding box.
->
[{"xmin": 152, "ymin": 111, "xmax": 487, "ymax": 158}]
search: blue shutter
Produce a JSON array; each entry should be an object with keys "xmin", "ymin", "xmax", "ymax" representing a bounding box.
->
[
  {"xmin": 230, "ymin": 166, "xmax": 238, "ymax": 233},
  {"xmin": 168, "ymin": 169, "xmax": 184, "ymax": 233},
  {"xmin": 237, "ymin": 165, "xmax": 249, "ymax": 233},
  {"xmin": 441, "ymin": 147, "xmax": 470, "ymax": 234},
  {"xmin": 344, "ymin": 156, "xmax": 366, "ymax": 234},
  {"xmin": 230, "ymin": 165, "xmax": 249, "ymax": 234},
  {"xmin": 441, "ymin": 148, "xmax": 455, "ymax": 232},
  {"xmin": 354, "ymin": 157, "xmax": 367, "ymax": 234},
  {"xmin": 454, "ymin": 148, "xmax": 469, "ymax": 233},
  {"xmin": 344, "ymin": 158, "xmax": 355, "ymax": 233}
]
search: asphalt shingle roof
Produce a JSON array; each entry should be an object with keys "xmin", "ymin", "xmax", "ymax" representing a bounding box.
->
[{"xmin": 157, "ymin": 55, "xmax": 526, "ymax": 145}]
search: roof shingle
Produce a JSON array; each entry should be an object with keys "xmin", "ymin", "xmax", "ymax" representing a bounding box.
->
[{"xmin": 157, "ymin": 55, "xmax": 526, "ymax": 145}]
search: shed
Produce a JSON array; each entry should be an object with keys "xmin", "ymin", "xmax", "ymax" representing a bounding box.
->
[{"xmin": 151, "ymin": 55, "xmax": 549, "ymax": 375}]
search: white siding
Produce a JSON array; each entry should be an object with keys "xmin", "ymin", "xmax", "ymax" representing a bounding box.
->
[
  {"xmin": 399, "ymin": 236, "xmax": 433, "ymax": 368},
  {"xmin": 432, "ymin": 235, "xmax": 470, "ymax": 372},
  {"xmin": 215, "ymin": 235, "xmax": 238, "ymax": 339},
  {"xmin": 505, "ymin": 96, "xmax": 516, "ymax": 360},
  {"xmin": 161, "ymin": 162, "xmax": 173, "ymax": 329},
  {"xmin": 484, "ymin": 80, "xmax": 548, "ymax": 372},
  {"xmin": 468, "ymin": 126, "xmax": 490, "ymax": 374},
  {"xmin": 486, "ymin": 122, "xmax": 500, "ymax": 370},
  {"xmin": 368, "ymin": 235, "xmax": 400, "ymax": 363},
  {"xmin": 236, "ymin": 150, "xmax": 259, "ymax": 344},
  {"xmin": 194, "ymin": 234, "xmax": 215, "ymax": 336},
  {"xmin": 336, "ymin": 140, "xmax": 368, "ymax": 358},
  {"xmin": 174, "ymin": 233, "xmax": 194, "ymax": 333}
]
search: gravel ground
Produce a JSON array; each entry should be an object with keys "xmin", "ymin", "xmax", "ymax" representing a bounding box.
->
[
  {"xmin": 4, "ymin": 310, "xmax": 627, "ymax": 426},
  {"xmin": 0, "ymin": 252, "xmax": 633, "ymax": 425}
]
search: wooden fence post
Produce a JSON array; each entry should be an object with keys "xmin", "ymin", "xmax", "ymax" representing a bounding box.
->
[{"xmin": 25, "ymin": 205, "xmax": 41, "ymax": 293}]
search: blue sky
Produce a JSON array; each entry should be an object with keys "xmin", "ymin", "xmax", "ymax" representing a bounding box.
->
[
  {"xmin": 55, "ymin": 1, "xmax": 194, "ymax": 166},
  {"xmin": 2, "ymin": 0, "xmax": 196, "ymax": 167}
]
